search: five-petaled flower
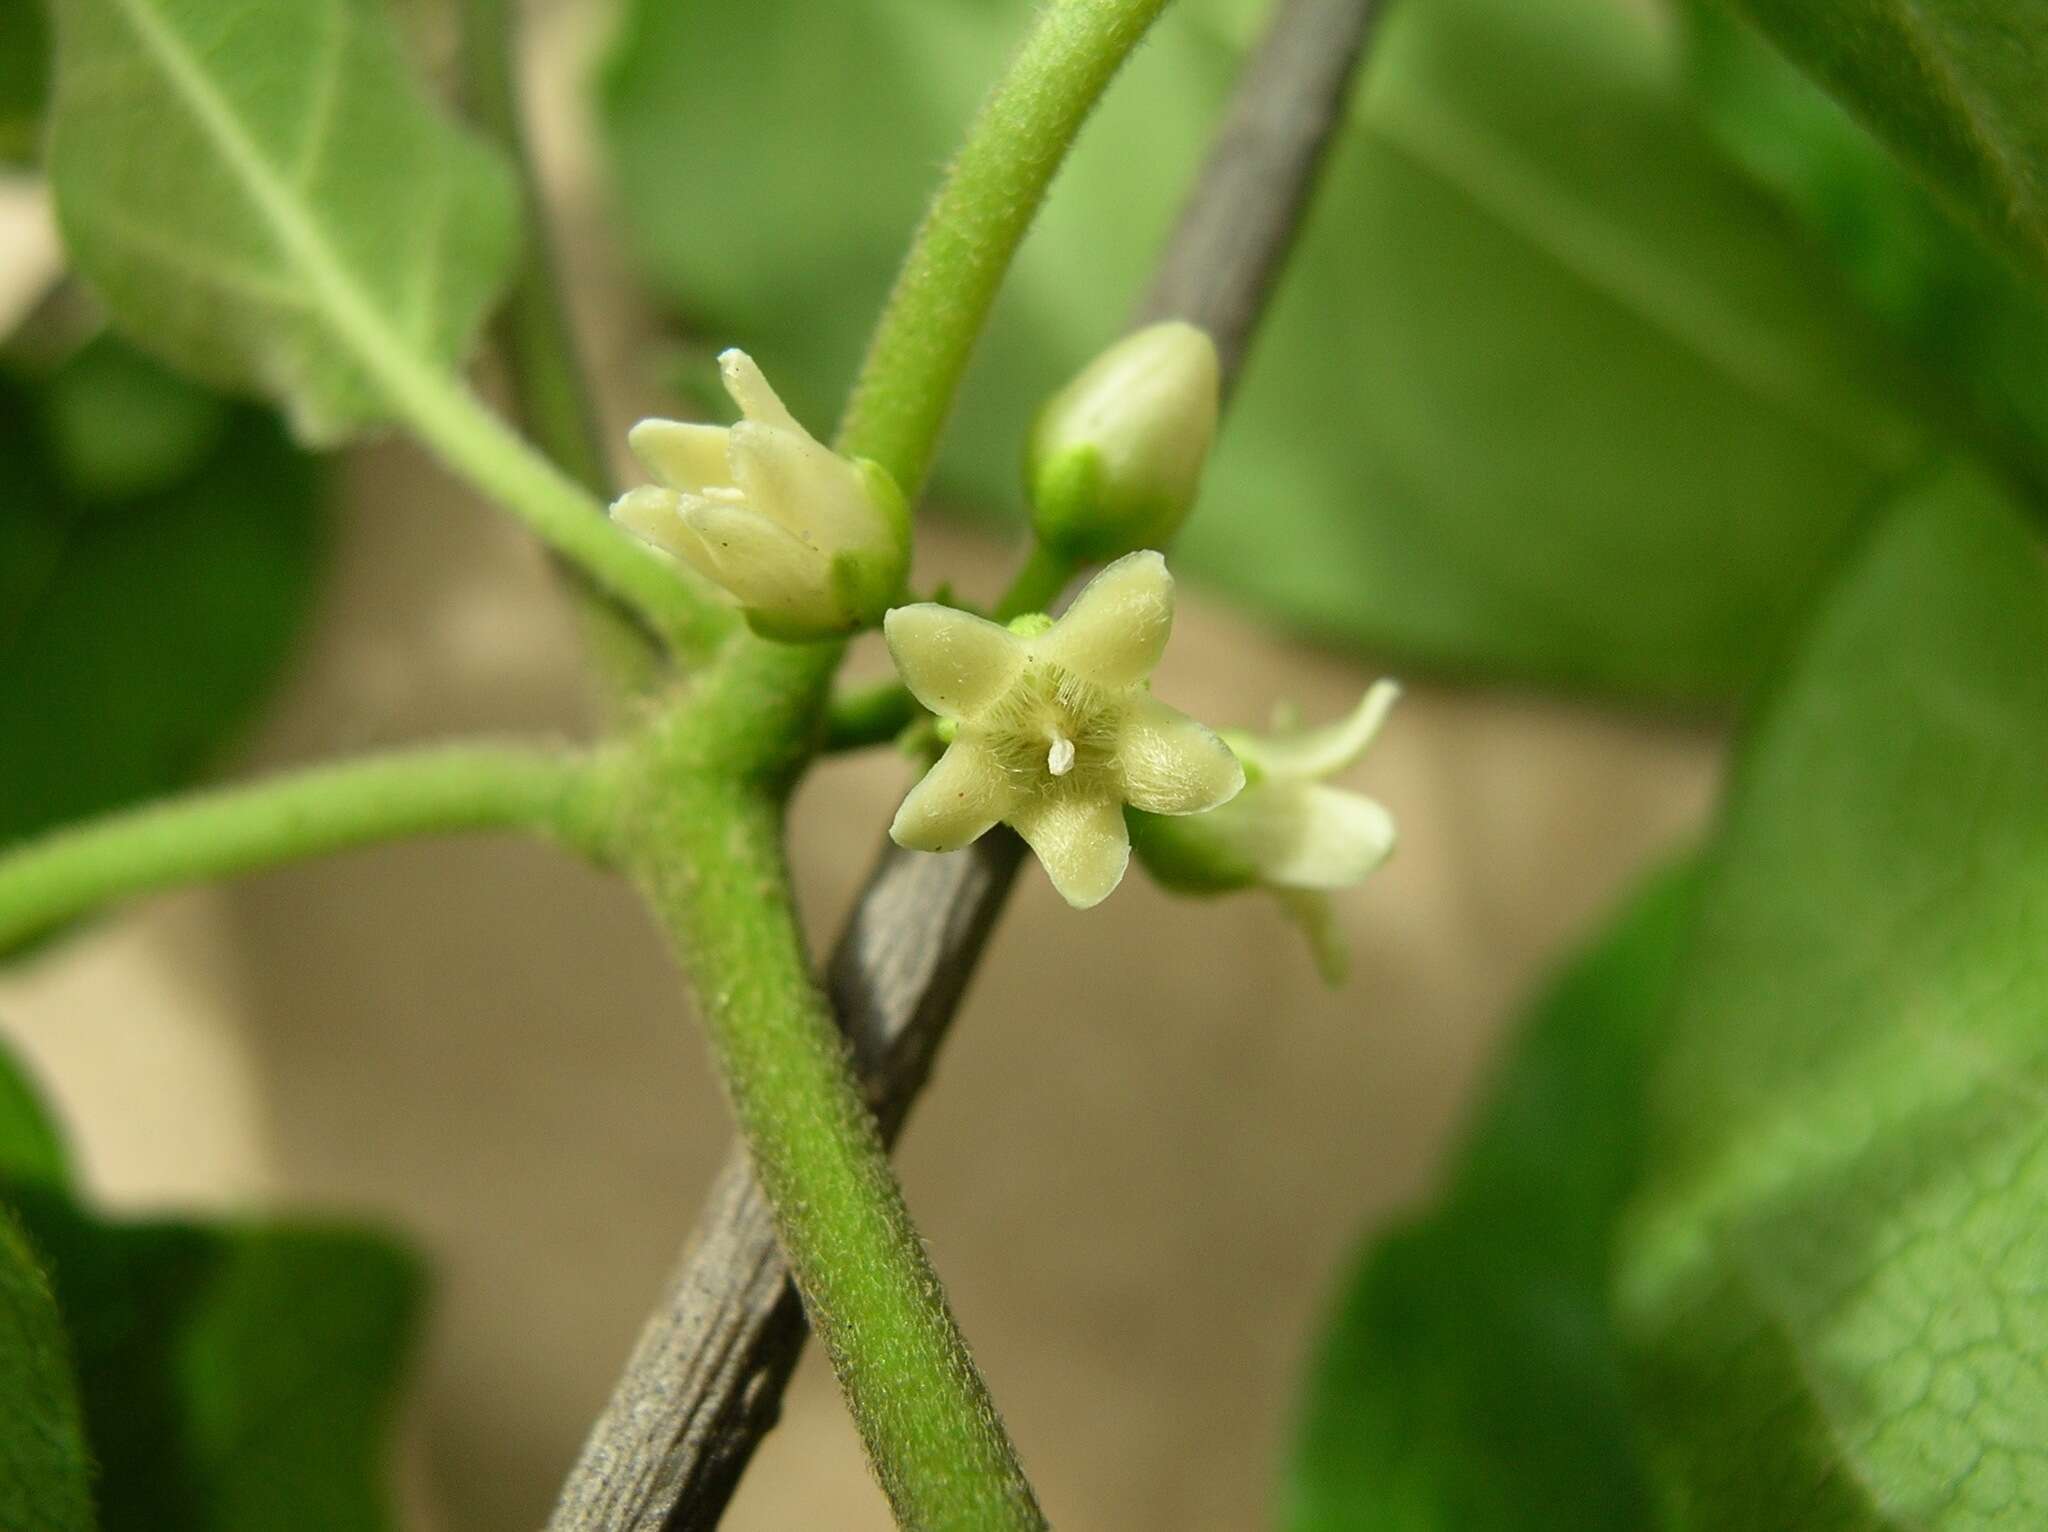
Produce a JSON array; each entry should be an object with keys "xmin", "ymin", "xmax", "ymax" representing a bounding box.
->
[
  {"xmin": 886, "ymin": 551, "xmax": 1244, "ymax": 908},
  {"xmin": 611, "ymin": 349, "xmax": 907, "ymax": 640},
  {"xmin": 1130, "ymin": 679, "xmax": 1398, "ymax": 982}
]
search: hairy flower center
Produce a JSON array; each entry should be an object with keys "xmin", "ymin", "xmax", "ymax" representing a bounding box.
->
[{"xmin": 972, "ymin": 659, "xmax": 1122, "ymax": 800}]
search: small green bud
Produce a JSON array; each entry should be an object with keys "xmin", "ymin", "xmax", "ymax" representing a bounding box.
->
[
  {"xmin": 612, "ymin": 350, "xmax": 909, "ymax": 641},
  {"xmin": 1025, "ymin": 321, "xmax": 1221, "ymax": 561}
]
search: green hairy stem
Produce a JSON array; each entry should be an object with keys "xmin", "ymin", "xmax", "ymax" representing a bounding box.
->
[
  {"xmin": 838, "ymin": 0, "xmax": 1175, "ymax": 498},
  {"xmin": 0, "ymin": 744, "xmax": 610, "ymax": 954}
]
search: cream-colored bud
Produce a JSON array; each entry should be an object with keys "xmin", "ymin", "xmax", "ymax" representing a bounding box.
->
[
  {"xmin": 1026, "ymin": 321, "xmax": 1221, "ymax": 561},
  {"xmin": 611, "ymin": 350, "xmax": 908, "ymax": 641},
  {"xmin": 884, "ymin": 551, "xmax": 1243, "ymax": 909}
]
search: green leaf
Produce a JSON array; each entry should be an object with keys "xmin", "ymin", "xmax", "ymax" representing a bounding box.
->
[
  {"xmin": 0, "ymin": 338, "xmax": 327, "ymax": 859},
  {"xmin": 0, "ymin": 0, "xmax": 46, "ymax": 163},
  {"xmin": 0, "ymin": 1207, "xmax": 93, "ymax": 1532},
  {"xmin": 10, "ymin": 1185, "xmax": 422, "ymax": 1532},
  {"xmin": 1680, "ymin": 1, "xmax": 2048, "ymax": 505},
  {"xmin": 32, "ymin": 333, "xmax": 232, "ymax": 504},
  {"xmin": 1285, "ymin": 862, "xmax": 1696, "ymax": 1531},
  {"xmin": 47, "ymin": 0, "xmax": 518, "ymax": 443},
  {"xmin": 1712, "ymin": 0, "xmax": 2048, "ymax": 286},
  {"xmin": 602, "ymin": 0, "xmax": 1933, "ymax": 702},
  {"xmin": 1619, "ymin": 465, "xmax": 2048, "ymax": 1528},
  {"xmin": 0, "ymin": 1028, "xmax": 69, "ymax": 1191},
  {"xmin": 0, "ymin": 1029, "xmax": 417, "ymax": 1530}
]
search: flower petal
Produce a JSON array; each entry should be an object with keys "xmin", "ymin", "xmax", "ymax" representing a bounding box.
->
[
  {"xmin": 1272, "ymin": 785, "xmax": 1396, "ymax": 887},
  {"xmin": 717, "ymin": 348, "xmax": 803, "ymax": 433},
  {"xmin": 883, "ymin": 604, "xmax": 1025, "ymax": 719},
  {"xmin": 1234, "ymin": 679, "xmax": 1400, "ymax": 782},
  {"xmin": 678, "ymin": 497, "xmax": 831, "ymax": 625},
  {"xmin": 727, "ymin": 421, "xmax": 876, "ymax": 544},
  {"xmin": 1034, "ymin": 549, "xmax": 1173, "ymax": 687},
  {"xmin": 1013, "ymin": 794, "xmax": 1131, "ymax": 909},
  {"xmin": 611, "ymin": 485, "xmax": 710, "ymax": 562},
  {"xmin": 1197, "ymin": 782, "xmax": 1394, "ymax": 890},
  {"xmin": 628, "ymin": 418, "xmax": 730, "ymax": 494},
  {"xmin": 889, "ymin": 741, "xmax": 1016, "ymax": 852},
  {"xmin": 1117, "ymin": 696, "xmax": 1244, "ymax": 815}
]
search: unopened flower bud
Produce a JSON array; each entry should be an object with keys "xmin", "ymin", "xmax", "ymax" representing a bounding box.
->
[
  {"xmin": 1025, "ymin": 321, "xmax": 1220, "ymax": 561},
  {"xmin": 1130, "ymin": 680, "xmax": 1399, "ymax": 983},
  {"xmin": 612, "ymin": 349, "xmax": 908, "ymax": 641}
]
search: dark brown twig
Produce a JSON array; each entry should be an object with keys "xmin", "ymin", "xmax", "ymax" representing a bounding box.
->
[{"xmin": 548, "ymin": 2, "xmax": 1385, "ymax": 1525}]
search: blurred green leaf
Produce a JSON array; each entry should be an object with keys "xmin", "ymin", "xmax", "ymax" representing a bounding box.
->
[
  {"xmin": 0, "ymin": 1028, "xmax": 420, "ymax": 1532},
  {"xmin": 10, "ymin": 1188, "xmax": 421, "ymax": 1532},
  {"xmin": 1620, "ymin": 464, "xmax": 2048, "ymax": 1528},
  {"xmin": 603, "ymin": 0, "xmax": 1936, "ymax": 703},
  {"xmin": 0, "ymin": 0, "xmax": 46, "ymax": 163},
  {"xmin": 0, "ymin": 338, "xmax": 327, "ymax": 858},
  {"xmin": 0, "ymin": 1207, "xmax": 93, "ymax": 1532},
  {"xmin": 1711, "ymin": 0, "xmax": 2048, "ymax": 286},
  {"xmin": 1285, "ymin": 862, "xmax": 1695, "ymax": 1531},
  {"xmin": 1681, "ymin": 1, "xmax": 2048, "ymax": 505},
  {"xmin": 0, "ymin": 1028, "xmax": 69, "ymax": 1191},
  {"xmin": 34, "ymin": 333, "xmax": 232, "ymax": 503},
  {"xmin": 47, "ymin": 0, "xmax": 518, "ymax": 443}
]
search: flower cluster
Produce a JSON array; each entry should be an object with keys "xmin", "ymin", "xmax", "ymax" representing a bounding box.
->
[{"xmin": 612, "ymin": 337, "xmax": 1397, "ymax": 976}]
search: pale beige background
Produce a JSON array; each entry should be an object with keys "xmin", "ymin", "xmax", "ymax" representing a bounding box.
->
[{"xmin": 0, "ymin": 9, "xmax": 1721, "ymax": 1526}]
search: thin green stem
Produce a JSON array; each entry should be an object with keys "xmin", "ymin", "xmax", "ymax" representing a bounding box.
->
[
  {"xmin": 458, "ymin": 0, "xmax": 610, "ymax": 500},
  {"xmin": 456, "ymin": 0, "xmax": 707, "ymax": 686},
  {"xmin": 823, "ymin": 678, "xmax": 924, "ymax": 753},
  {"xmin": 389, "ymin": 369, "xmax": 730, "ymax": 659},
  {"xmin": 0, "ymin": 744, "xmax": 611, "ymax": 954},
  {"xmin": 626, "ymin": 777, "xmax": 1042, "ymax": 1531},
  {"xmin": 836, "ymin": 0, "xmax": 1175, "ymax": 498},
  {"xmin": 993, "ymin": 544, "xmax": 1080, "ymax": 620}
]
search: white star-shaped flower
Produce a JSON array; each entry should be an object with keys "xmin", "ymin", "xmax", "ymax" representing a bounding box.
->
[
  {"xmin": 885, "ymin": 551, "xmax": 1244, "ymax": 908},
  {"xmin": 1130, "ymin": 680, "xmax": 1398, "ymax": 982},
  {"xmin": 611, "ymin": 349, "xmax": 907, "ymax": 640}
]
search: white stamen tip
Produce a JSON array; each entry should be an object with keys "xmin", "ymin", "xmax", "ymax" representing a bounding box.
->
[{"xmin": 1048, "ymin": 734, "xmax": 1077, "ymax": 776}]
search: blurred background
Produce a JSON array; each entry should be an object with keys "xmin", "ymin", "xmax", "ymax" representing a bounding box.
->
[{"xmin": 5, "ymin": 0, "xmax": 2038, "ymax": 1524}]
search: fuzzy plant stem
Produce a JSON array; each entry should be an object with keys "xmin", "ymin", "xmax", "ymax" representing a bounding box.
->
[
  {"xmin": 609, "ymin": 2, "xmax": 1175, "ymax": 1525},
  {"xmin": 455, "ymin": 0, "xmax": 715, "ymax": 687},
  {"xmin": 0, "ymin": 744, "xmax": 609, "ymax": 954},
  {"xmin": 626, "ymin": 771, "xmax": 1041, "ymax": 1530},
  {"xmin": 837, "ymin": 0, "xmax": 1173, "ymax": 493}
]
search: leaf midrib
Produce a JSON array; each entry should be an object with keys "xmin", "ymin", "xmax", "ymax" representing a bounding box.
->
[
  {"xmin": 1878, "ymin": 0, "xmax": 2045, "ymax": 264},
  {"xmin": 96, "ymin": 0, "xmax": 444, "ymax": 416}
]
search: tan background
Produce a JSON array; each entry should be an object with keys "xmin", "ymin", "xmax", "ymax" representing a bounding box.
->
[{"xmin": 0, "ymin": 8, "xmax": 1720, "ymax": 1526}]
